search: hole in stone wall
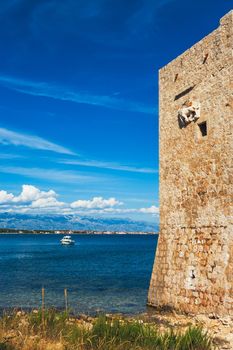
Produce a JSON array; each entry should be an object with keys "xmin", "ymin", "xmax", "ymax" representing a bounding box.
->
[
  {"xmin": 203, "ymin": 53, "xmax": 209, "ymax": 64},
  {"xmin": 174, "ymin": 85, "xmax": 195, "ymax": 100},
  {"xmin": 191, "ymin": 270, "xmax": 195, "ymax": 279},
  {"xmin": 198, "ymin": 121, "xmax": 207, "ymax": 137},
  {"xmin": 174, "ymin": 73, "xmax": 179, "ymax": 82}
]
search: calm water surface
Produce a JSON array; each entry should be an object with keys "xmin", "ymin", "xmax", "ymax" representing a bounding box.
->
[{"xmin": 0, "ymin": 234, "xmax": 157, "ymax": 314}]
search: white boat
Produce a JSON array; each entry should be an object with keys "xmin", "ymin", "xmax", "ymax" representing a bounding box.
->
[{"xmin": 60, "ymin": 235, "xmax": 75, "ymax": 245}]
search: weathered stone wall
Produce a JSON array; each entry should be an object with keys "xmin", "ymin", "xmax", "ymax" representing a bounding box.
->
[{"xmin": 148, "ymin": 11, "xmax": 233, "ymax": 315}]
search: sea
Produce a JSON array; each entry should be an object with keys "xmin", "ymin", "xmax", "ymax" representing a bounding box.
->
[{"xmin": 0, "ymin": 234, "xmax": 158, "ymax": 315}]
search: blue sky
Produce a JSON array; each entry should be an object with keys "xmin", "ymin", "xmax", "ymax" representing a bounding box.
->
[{"xmin": 0, "ymin": 0, "xmax": 231, "ymax": 224}]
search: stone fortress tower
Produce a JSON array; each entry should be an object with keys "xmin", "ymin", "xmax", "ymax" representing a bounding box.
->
[{"xmin": 148, "ymin": 10, "xmax": 233, "ymax": 315}]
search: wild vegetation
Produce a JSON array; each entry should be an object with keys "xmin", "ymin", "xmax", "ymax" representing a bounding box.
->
[{"xmin": 0, "ymin": 309, "xmax": 216, "ymax": 350}]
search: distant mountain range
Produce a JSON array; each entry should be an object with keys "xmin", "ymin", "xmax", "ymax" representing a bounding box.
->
[{"xmin": 0, "ymin": 212, "xmax": 159, "ymax": 232}]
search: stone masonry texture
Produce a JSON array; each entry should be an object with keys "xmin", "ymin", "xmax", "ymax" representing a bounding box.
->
[{"xmin": 148, "ymin": 11, "xmax": 233, "ymax": 315}]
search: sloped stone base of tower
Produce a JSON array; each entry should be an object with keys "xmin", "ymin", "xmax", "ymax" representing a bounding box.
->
[{"xmin": 148, "ymin": 225, "xmax": 233, "ymax": 316}]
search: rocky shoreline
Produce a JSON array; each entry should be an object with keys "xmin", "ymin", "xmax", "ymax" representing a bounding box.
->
[{"xmin": 140, "ymin": 310, "xmax": 233, "ymax": 350}]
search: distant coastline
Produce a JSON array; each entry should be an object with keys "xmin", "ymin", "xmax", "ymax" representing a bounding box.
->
[{"xmin": 0, "ymin": 228, "xmax": 158, "ymax": 235}]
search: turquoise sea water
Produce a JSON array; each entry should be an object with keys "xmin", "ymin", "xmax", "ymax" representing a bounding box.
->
[{"xmin": 0, "ymin": 234, "xmax": 157, "ymax": 314}]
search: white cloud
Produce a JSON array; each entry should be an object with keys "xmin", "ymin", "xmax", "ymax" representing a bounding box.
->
[
  {"xmin": 31, "ymin": 197, "xmax": 65, "ymax": 209},
  {"xmin": 71, "ymin": 196, "xmax": 123, "ymax": 209},
  {"xmin": 0, "ymin": 184, "xmax": 60, "ymax": 205},
  {"xmin": 0, "ymin": 166, "xmax": 95, "ymax": 183},
  {"xmin": 0, "ymin": 76, "xmax": 155, "ymax": 115},
  {"xmin": 60, "ymin": 159, "xmax": 157, "ymax": 174},
  {"xmin": 0, "ymin": 185, "xmax": 65, "ymax": 212},
  {"xmin": 13, "ymin": 184, "xmax": 57, "ymax": 203},
  {"xmin": 85, "ymin": 206, "xmax": 159, "ymax": 215},
  {"xmin": 0, "ymin": 185, "xmax": 159, "ymax": 217},
  {"xmin": 139, "ymin": 205, "xmax": 159, "ymax": 214},
  {"xmin": 0, "ymin": 190, "xmax": 14, "ymax": 203},
  {"xmin": 0, "ymin": 127, "xmax": 75, "ymax": 155},
  {"xmin": 0, "ymin": 153, "xmax": 24, "ymax": 159}
]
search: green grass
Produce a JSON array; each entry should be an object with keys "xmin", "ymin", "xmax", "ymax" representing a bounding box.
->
[
  {"xmin": 89, "ymin": 315, "xmax": 214, "ymax": 350},
  {"xmin": 0, "ymin": 309, "xmax": 216, "ymax": 350}
]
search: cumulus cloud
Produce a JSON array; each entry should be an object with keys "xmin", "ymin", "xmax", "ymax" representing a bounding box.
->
[
  {"xmin": 0, "ymin": 185, "xmax": 63, "ymax": 210},
  {"xmin": 71, "ymin": 196, "xmax": 123, "ymax": 209},
  {"xmin": 13, "ymin": 185, "xmax": 57, "ymax": 203},
  {"xmin": 0, "ymin": 127, "xmax": 75, "ymax": 155},
  {"xmin": 0, "ymin": 190, "xmax": 14, "ymax": 203},
  {"xmin": 0, "ymin": 185, "xmax": 159, "ymax": 217},
  {"xmin": 139, "ymin": 205, "xmax": 159, "ymax": 214},
  {"xmin": 31, "ymin": 197, "xmax": 65, "ymax": 209}
]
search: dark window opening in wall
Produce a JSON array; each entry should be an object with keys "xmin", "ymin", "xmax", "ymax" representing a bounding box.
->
[{"xmin": 198, "ymin": 121, "xmax": 207, "ymax": 136}]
